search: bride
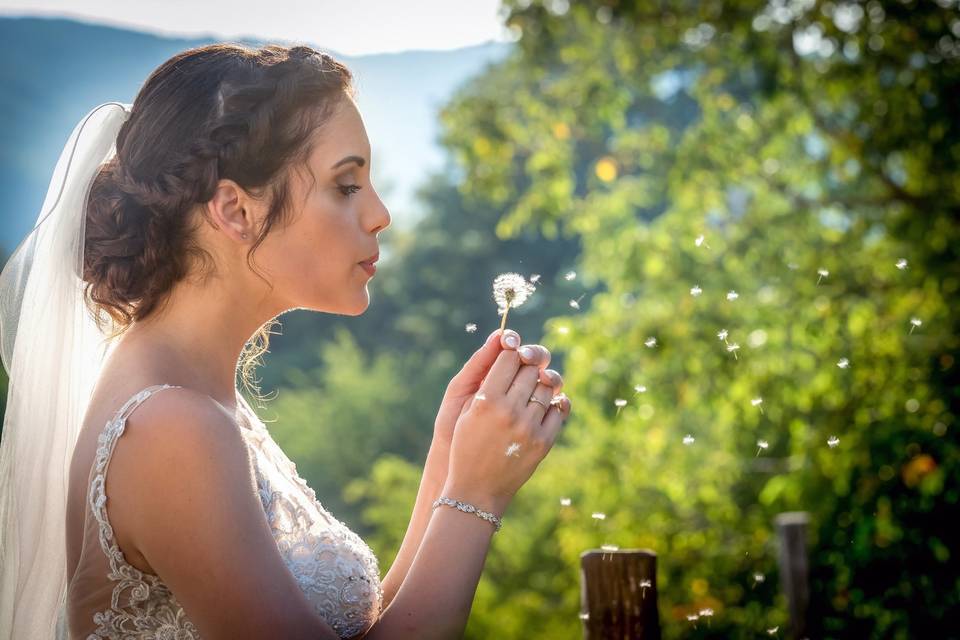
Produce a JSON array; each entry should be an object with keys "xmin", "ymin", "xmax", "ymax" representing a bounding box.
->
[{"xmin": 0, "ymin": 43, "xmax": 571, "ymax": 639}]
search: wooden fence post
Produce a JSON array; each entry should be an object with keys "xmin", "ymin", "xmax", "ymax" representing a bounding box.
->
[
  {"xmin": 775, "ymin": 512, "xmax": 810, "ymax": 640},
  {"xmin": 579, "ymin": 548, "xmax": 660, "ymax": 639}
]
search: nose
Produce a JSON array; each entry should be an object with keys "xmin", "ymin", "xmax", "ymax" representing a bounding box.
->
[{"xmin": 366, "ymin": 189, "xmax": 391, "ymax": 233}]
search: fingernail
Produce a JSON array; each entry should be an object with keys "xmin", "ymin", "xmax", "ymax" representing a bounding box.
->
[
  {"xmin": 519, "ymin": 346, "xmax": 534, "ymax": 358},
  {"xmin": 505, "ymin": 335, "xmax": 519, "ymax": 348}
]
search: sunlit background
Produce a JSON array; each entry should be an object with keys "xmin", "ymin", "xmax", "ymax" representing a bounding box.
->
[{"xmin": 1, "ymin": 1, "xmax": 957, "ymax": 638}]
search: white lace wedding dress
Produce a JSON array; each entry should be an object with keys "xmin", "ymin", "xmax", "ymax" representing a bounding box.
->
[{"xmin": 64, "ymin": 383, "xmax": 383, "ymax": 639}]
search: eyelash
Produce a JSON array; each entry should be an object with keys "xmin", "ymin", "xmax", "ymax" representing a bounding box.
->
[{"xmin": 338, "ymin": 184, "xmax": 362, "ymax": 197}]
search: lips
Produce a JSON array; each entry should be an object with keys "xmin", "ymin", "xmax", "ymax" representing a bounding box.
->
[{"xmin": 359, "ymin": 250, "xmax": 379, "ymax": 265}]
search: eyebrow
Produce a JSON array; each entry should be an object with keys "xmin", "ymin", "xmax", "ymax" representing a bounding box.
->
[{"xmin": 331, "ymin": 155, "xmax": 366, "ymax": 170}]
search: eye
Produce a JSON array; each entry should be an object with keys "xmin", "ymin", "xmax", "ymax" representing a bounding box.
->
[{"xmin": 338, "ymin": 184, "xmax": 362, "ymax": 197}]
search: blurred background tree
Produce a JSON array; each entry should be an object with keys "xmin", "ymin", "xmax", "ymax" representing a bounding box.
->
[{"xmin": 2, "ymin": 1, "xmax": 957, "ymax": 637}]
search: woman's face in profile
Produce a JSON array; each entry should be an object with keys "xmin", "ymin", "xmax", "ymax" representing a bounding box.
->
[{"xmin": 254, "ymin": 95, "xmax": 391, "ymax": 316}]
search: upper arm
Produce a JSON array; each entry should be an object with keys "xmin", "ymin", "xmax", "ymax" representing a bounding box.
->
[{"xmin": 106, "ymin": 388, "xmax": 340, "ymax": 640}]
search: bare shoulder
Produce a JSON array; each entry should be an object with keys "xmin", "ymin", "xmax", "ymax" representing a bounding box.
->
[{"xmin": 105, "ymin": 386, "xmax": 340, "ymax": 638}]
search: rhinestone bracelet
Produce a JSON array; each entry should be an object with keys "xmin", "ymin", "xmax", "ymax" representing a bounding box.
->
[{"xmin": 432, "ymin": 496, "xmax": 503, "ymax": 533}]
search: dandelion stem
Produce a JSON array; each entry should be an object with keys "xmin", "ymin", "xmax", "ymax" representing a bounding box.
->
[{"xmin": 500, "ymin": 307, "xmax": 509, "ymax": 331}]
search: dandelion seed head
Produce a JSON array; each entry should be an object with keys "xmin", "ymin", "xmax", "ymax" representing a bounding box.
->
[
  {"xmin": 560, "ymin": 497, "xmax": 572, "ymax": 506},
  {"xmin": 465, "ymin": 323, "xmax": 477, "ymax": 333},
  {"xmin": 492, "ymin": 272, "xmax": 537, "ymax": 312},
  {"xmin": 564, "ymin": 270, "xmax": 577, "ymax": 281},
  {"xmin": 683, "ymin": 434, "xmax": 696, "ymax": 445},
  {"xmin": 717, "ymin": 329, "xmax": 729, "ymax": 341},
  {"xmin": 726, "ymin": 290, "xmax": 739, "ymax": 301},
  {"xmin": 591, "ymin": 512, "xmax": 607, "ymax": 520},
  {"xmin": 645, "ymin": 337, "xmax": 658, "ymax": 348},
  {"xmin": 837, "ymin": 357, "xmax": 850, "ymax": 369},
  {"xmin": 727, "ymin": 342, "xmax": 740, "ymax": 352},
  {"xmin": 690, "ymin": 285, "xmax": 703, "ymax": 297},
  {"xmin": 505, "ymin": 442, "xmax": 521, "ymax": 457},
  {"xmin": 827, "ymin": 435, "xmax": 840, "ymax": 448},
  {"xmin": 614, "ymin": 399, "xmax": 627, "ymax": 407},
  {"xmin": 895, "ymin": 258, "xmax": 908, "ymax": 270}
]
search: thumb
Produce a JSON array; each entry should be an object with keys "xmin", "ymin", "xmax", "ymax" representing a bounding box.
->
[{"xmin": 459, "ymin": 328, "xmax": 519, "ymax": 380}]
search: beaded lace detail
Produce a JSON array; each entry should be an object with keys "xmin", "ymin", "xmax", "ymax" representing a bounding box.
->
[{"xmin": 85, "ymin": 383, "xmax": 382, "ymax": 639}]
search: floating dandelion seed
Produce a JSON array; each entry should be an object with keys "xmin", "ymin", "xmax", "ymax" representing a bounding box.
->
[
  {"xmin": 530, "ymin": 273, "xmax": 542, "ymax": 284},
  {"xmin": 753, "ymin": 573, "xmax": 765, "ymax": 584},
  {"xmin": 578, "ymin": 612, "xmax": 589, "ymax": 621},
  {"xmin": 690, "ymin": 284, "xmax": 703, "ymax": 297},
  {"xmin": 639, "ymin": 579, "xmax": 652, "ymax": 598},
  {"xmin": 645, "ymin": 337, "xmax": 658, "ymax": 348},
  {"xmin": 717, "ymin": 329, "xmax": 729, "ymax": 342},
  {"xmin": 560, "ymin": 497, "xmax": 572, "ymax": 507},
  {"xmin": 727, "ymin": 342, "xmax": 741, "ymax": 359},
  {"xmin": 909, "ymin": 317, "xmax": 922, "ymax": 334},
  {"xmin": 601, "ymin": 544, "xmax": 619, "ymax": 552},
  {"xmin": 686, "ymin": 614, "xmax": 700, "ymax": 623},
  {"xmin": 726, "ymin": 290, "xmax": 739, "ymax": 301},
  {"xmin": 634, "ymin": 384, "xmax": 647, "ymax": 394},
  {"xmin": 699, "ymin": 608, "xmax": 714, "ymax": 618},
  {"xmin": 492, "ymin": 272, "xmax": 537, "ymax": 331},
  {"xmin": 895, "ymin": 258, "xmax": 908, "ymax": 270},
  {"xmin": 614, "ymin": 398, "xmax": 627, "ymax": 416},
  {"xmin": 591, "ymin": 512, "xmax": 607, "ymax": 521},
  {"xmin": 695, "ymin": 234, "xmax": 709, "ymax": 248},
  {"xmin": 752, "ymin": 397, "xmax": 764, "ymax": 414},
  {"xmin": 569, "ymin": 293, "xmax": 586, "ymax": 310},
  {"xmin": 505, "ymin": 442, "xmax": 521, "ymax": 457},
  {"xmin": 564, "ymin": 270, "xmax": 577, "ymax": 281},
  {"xmin": 837, "ymin": 357, "xmax": 850, "ymax": 369},
  {"xmin": 827, "ymin": 435, "xmax": 840, "ymax": 448},
  {"xmin": 558, "ymin": 325, "xmax": 570, "ymax": 335},
  {"xmin": 683, "ymin": 434, "xmax": 696, "ymax": 445},
  {"xmin": 817, "ymin": 268, "xmax": 829, "ymax": 284},
  {"xmin": 756, "ymin": 439, "xmax": 769, "ymax": 456},
  {"xmin": 465, "ymin": 323, "xmax": 477, "ymax": 333},
  {"xmin": 767, "ymin": 627, "xmax": 779, "ymax": 636}
]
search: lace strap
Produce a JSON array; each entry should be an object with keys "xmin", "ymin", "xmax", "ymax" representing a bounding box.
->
[{"xmin": 89, "ymin": 383, "xmax": 183, "ymax": 571}]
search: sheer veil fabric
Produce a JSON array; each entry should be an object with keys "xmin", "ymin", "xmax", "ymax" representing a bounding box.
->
[{"xmin": 0, "ymin": 102, "xmax": 132, "ymax": 640}]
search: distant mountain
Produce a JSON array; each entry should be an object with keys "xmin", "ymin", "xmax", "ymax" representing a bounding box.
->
[{"xmin": 0, "ymin": 16, "xmax": 512, "ymax": 254}]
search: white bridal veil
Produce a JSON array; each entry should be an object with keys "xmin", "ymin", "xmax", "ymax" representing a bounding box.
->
[{"xmin": 0, "ymin": 101, "xmax": 132, "ymax": 639}]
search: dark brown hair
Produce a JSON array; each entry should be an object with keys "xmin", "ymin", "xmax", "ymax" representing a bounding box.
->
[{"xmin": 82, "ymin": 43, "xmax": 356, "ymax": 399}]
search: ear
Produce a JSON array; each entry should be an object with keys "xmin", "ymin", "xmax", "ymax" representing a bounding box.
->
[{"xmin": 205, "ymin": 179, "xmax": 257, "ymax": 242}]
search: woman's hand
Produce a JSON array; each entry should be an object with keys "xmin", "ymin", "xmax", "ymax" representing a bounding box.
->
[{"xmin": 433, "ymin": 329, "xmax": 563, "ymax": 449}]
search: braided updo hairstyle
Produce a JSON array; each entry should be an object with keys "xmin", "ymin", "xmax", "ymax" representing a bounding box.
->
[{"xmin": 82, "ymin": 43, "xmax": 356, "ymax": 397}]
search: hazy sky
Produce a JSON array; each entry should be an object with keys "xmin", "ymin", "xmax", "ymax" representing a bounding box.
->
[{"xmin": 0, "ymin": 0, "xmax": 511, "ymax": 55}]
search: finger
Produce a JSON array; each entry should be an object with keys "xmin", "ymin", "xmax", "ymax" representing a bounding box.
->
[
  {"xmin": 521, "ymin": 381, "xmax": 554, "ymax": 423},
  {"xmin": 478, "ymin": 348, "xmax": 524, "ymax": 398},
  {"xmin": 505, "ymin": 362, "xmax": 543, "ymax": 407},
  {"xmin": 539, "ymin": 394, "xmax": 572, "ymax": 444},
  {"xmin": 541, "ymin": 368, "xmax": 563, "ymax": 394},
  {"xmin": 517, "ymin": 344, "xmax": 551, "ymax": 371}
]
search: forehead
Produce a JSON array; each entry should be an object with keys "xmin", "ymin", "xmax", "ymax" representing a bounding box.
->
[{"xmin": 310, "ymin": 96, "xmax": 370, "ymax": 169}]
